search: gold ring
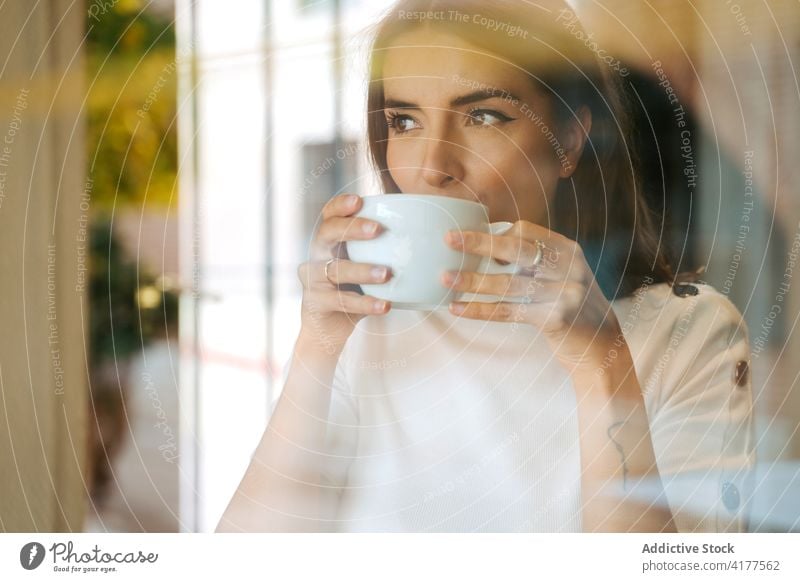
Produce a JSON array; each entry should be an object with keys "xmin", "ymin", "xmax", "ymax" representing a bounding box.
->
[{"xmin": 324, "ymin": 257, "xmax": 336, "ymax": 284}]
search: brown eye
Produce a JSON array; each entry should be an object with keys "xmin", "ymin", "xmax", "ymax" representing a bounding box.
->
[
  {"xmin": 466, "ymin": 108, "xmax": 514, "ymax": 127},
  {"xmin": 386, "ymin": 112, "xmax": 420, "ymax": 133}
]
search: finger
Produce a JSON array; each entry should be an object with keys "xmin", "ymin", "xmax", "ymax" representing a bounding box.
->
[
  {"xmin": 450, "ymin": 299, "xmax": 576, "ymax": 333},
  {"xmin": 317, "ymin": 259, "xmax": 392, "ymax": 287},
  {"xmin": 445, "ymin": 228, "xmax": 544, "ymax": 272},
  {"xmin": 449, "ymin": 281, "xmax": 584, "ymax": 321},
  {"xmin": 448, "ymin": 279, "xmax": 562, "ymax": 309},
  {"xmin": 317, "ymin": 216, "xmax": 383, "ymax": 247},
  {"xmin": 310, "ymin": 288, "xmax": 390, "ymax": 316},
  {"xmin": 322, "ymin": 193, "xmax": 361, "ymax": 220},
  {"xmin": 448, "ymin": 300, "xmax": 529, "ymax": 324},
  {"xmin": 445, "ymin": 227, "xmax": 576, "ymax": 281},
  {"xmin": 519, "ymin": 280, "xmax": 585, "ymax": 305},
  {"xmin": 441, "ymin": 269, "xmax": 538, "ymax": 299}
]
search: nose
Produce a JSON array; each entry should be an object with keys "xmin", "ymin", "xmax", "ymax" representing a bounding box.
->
[{"xmin": 420, "ymin": 135, "xmax": 465, "ymax": 191}]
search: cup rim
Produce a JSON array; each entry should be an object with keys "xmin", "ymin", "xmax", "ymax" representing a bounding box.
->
[{"xmin": 365, "ymin": 193, "xmax": 489, "ymax": 214}]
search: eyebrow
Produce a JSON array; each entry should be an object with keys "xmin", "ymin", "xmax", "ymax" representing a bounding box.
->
[{"xmin": 384, "ymin": 88, "xmax": 523, "ymax": 110}]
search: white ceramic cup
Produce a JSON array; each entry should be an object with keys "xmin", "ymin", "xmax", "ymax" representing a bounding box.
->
[{"xmin": 346, "ymin": 194, "xmax": 523, "ymax": 311}]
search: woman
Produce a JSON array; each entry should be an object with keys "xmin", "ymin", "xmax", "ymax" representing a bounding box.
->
[{"xmin": 218, "ymin": 0, "xmax": 754, "ymax": 532}]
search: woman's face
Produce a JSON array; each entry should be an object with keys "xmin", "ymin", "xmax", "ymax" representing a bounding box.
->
[{"xmin": 382, "ymin": 29, "xmax": 583, "ymax": 224}]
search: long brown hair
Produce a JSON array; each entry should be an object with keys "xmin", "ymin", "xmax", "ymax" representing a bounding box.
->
[{"xmin": 365, "ymin": 0, "xmax": 675, "ymax": 299}]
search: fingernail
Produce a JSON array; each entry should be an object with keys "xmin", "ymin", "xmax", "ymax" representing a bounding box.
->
[
  {"xmin": 373, "ymin": 300, "xmax": 388, "ymax": 313},
  {"xmin": 448, "ymin": 231, "xmax": 464, "ymax": 247},
  {"xmin": 347, "ymin": 194, "xmax": 360, "ymax": 206},
  {"xmin": 363, "ymin": 222, "xmax": 378, "ymax": 234},
  {"xmin": 450, "ymin": 303, "xmax": 465, "ymax": 314},
  {"xmin": 371, "ymin": 267, "xmax": 387, "ymax": 280},
  {"xmin": 443, "ymin": 271, "xmax": 461, "ymax": 285}
]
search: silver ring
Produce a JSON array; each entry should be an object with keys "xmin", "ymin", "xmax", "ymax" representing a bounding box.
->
[
  {"xmin": 324, "ymin": 257, "xmax": 336, "ymax": 284},
  {"xmin": 516, "ymin": 240, "xmax": 546, "ymax": 278},
  {"xmin": 531, "ymin": 240, "xmax": 546, "ymax": 267}
]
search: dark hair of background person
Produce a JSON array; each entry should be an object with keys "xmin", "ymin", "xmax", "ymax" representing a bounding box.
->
[{"xmin": 365, "ymin": 0, "xmax": 676, "ymax": 300}]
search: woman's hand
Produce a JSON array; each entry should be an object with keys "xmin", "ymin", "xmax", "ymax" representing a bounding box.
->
[
  {"xmin": 442, "ymin": 221, "xmax": 677, "ymax": 532},
  {"xmin": 442, "ymin": 220, "xmax": 621, "ymax": 378},
  {"xmin": 297, "ymin": 193, "xmax": 393, "ymax": 355}
]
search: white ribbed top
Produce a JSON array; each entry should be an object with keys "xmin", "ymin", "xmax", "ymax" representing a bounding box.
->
[{"xmin": 312, "ymin": 282, "xmax": 754, "ymax": 532}]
